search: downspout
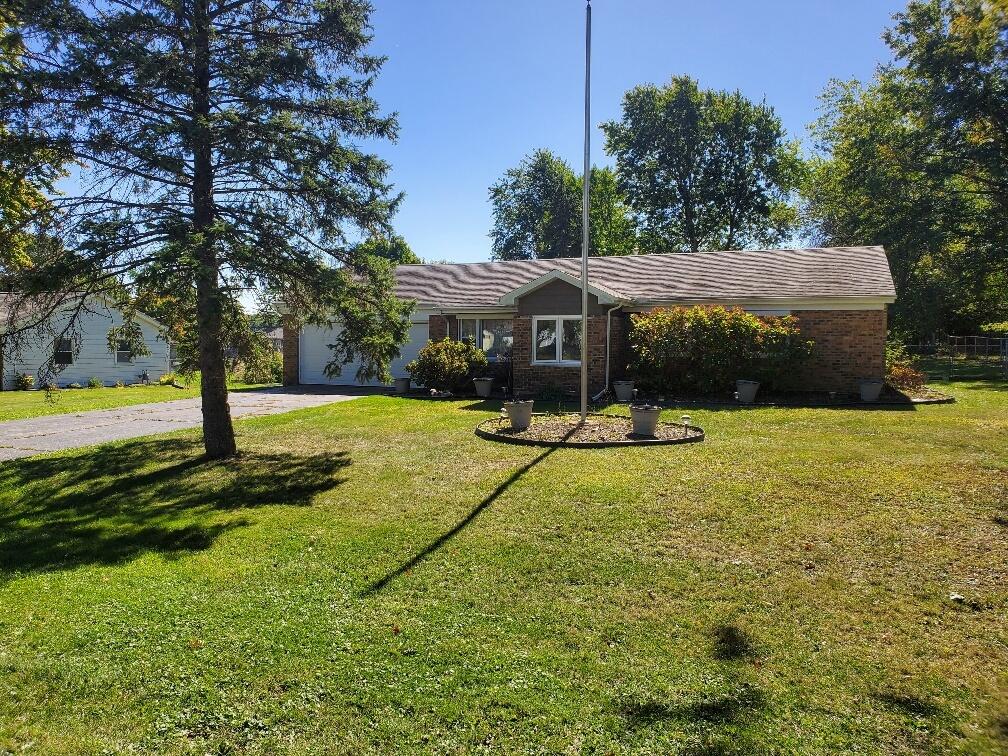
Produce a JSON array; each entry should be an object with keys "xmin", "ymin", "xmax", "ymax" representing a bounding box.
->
[{"xmin": 591, "ymin": 303, "xmax": 623, "ymax": 401}]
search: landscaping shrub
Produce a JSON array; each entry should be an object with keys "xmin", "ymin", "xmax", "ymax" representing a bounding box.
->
[
  {"xmin": 407, "ymin": 338, "xmax": 487, "ymax": 392},
  {"xmin": 885, "ymin": 337, "xmax": 926, "ymax": 392},
  {"xmin": 67, "ymin": 382, "xmax": 83, "ymax": 389},
  {"xmin": 14, "ymin": 373, "xmax": 34, "ymax": 391},
  {"xmin": 234, "ymin": 350, "xmax": 283, "ymax": 385},
  {"xmin": 628, "ymin": 306, "xmax": 814, "ymax": 395},
  {"xmin": 87, "ymin": 376, "xmax": 103, "ymax": 389},
  {"xmin": 886, "ymin": 362, "xmax": 926, "ymax": 392},
  {"xmin": 158, "ymin": 372, "xmax": 177, "ymax": 386}
]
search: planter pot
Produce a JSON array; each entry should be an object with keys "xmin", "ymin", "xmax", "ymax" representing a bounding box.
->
[
  {"xmin": 612, "ymin": 380, "xmax": 635, "ymax": 402},
  {"xmin": 859, "ymin": 378, "xmax": 884, "ymax": 403},
  {"xmin": 629, "ymin": 404, "xmax": 662, "ymax": 437},
  {"xmin": 473, "ymin": 377, "xmax": 493, "ymax": 398},
  {"xmin": 393, "ymin": 377, "xmax": 410, "ymax": 395},
  {"xmin": 503, "ymin": 400, "xmax": 534, "ymax": 431},
  {"xmin": 735, "ymin": 379, "xmax": 760, "ymax": 404}
]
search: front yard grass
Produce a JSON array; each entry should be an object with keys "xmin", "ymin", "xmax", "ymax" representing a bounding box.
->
[
  {"xmin": 0, "ymin": 384, "xmax": 199, "ymax": 421},
  {"xmin": 0, "ymin": 379, "xmax": 1005, "ymax": 753}
]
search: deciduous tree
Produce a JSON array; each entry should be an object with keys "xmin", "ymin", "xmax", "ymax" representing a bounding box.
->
[
  {"xmin": 602, "ymin": 76, "xmax": 802, "ymax": 254},
  {"xmin": 489, "ymin": 149, "xmax": 636, "ymax": 260}
]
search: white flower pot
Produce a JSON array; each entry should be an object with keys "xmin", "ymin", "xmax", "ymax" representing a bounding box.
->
[
  {"xmin": 735, "ymin": 379, "xmax": 760, "ymax": 404},
  {"xmin": 473, "ymin": 377, "xmax": 493, "ymax": 398},
  {"xmin": 503, "ymin": 400, "xmax": 534, "ymax": 431},
  {"xmin": 859, "ymin": 378, "xmax": 884, "ymax": 403},
  {"xmin": 629, "ymin": 404, "xmax": 662, "ymax": 437},
  {"xmin": 613, "ymin": 380, "xmax": 635, "ymax": 402},
  {"xmin": 393, "ymin": 377, "xmax": 410, "ymax": 395}
]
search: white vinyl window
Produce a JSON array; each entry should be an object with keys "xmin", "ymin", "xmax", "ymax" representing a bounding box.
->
[
  {"xmin": 458, "ymin": 317, "xmax": 513, "ymax": 361},
  {"xmin": 532, "ymin": 316, "xmax": 582, "ymax": 365},
  {"xmin": 116, "ymin": 339, "xmax": 133, "ymax": 364}
]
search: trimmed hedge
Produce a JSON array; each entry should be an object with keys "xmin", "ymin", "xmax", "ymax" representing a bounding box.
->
[
  {"xmin": 407, "ymin": 338, "xmax": 487, "ymax": 393},
  {"xmin": 628, "ymin": 306, "xmax": 814, "ymax": 394}
]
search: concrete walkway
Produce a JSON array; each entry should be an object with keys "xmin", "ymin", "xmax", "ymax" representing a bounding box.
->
[{"xmin": 0, "ymin": 387, "xmax": 372, "ymax": 462}]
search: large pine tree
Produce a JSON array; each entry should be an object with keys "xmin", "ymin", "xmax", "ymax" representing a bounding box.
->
[{"xmin": 4, "ymin": 0, "xmax": 410, "ymax": 457}]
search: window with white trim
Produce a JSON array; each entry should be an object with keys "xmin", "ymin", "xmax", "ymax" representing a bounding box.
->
[
  {"xmin": 116, "ymin": 339, "xmax": 133, "ymax": 364},
  {"xmin": 458, "ymin": 318, "xmax": 513, "ymax": 361},
  {"xmin": 532, "ymin": 316, "xmax": 582, "ymax": 365}
]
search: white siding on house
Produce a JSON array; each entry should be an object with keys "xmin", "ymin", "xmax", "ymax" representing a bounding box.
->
[
  {"xmin": 2, "ymin": 303, "xmax": 170, "ymax": 389},
  {"xmin": 300, "ymin": 318, "xmax": 429, "ymax": 387}
]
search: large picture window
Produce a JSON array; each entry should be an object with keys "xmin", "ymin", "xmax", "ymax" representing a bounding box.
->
[
  {"xmin": 532, "ymin": 316, "xmax": 582, "ymax": 365},
  {"xmin": 458, "ymin": 318, "xmax": 513, "ymax": 361}
]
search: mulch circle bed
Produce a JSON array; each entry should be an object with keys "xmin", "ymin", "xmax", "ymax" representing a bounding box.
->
[{"xmin": 476, "ymin": 413, "xmax": 704, "ymax": 448}]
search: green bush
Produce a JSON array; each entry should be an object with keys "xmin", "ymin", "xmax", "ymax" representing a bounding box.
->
[
  {"xmin": 87, "ymin": 376, "xmax": 103, "ymax": 389},
  {"xmin": 407, "ymin": 338, "xmax": 488, "ymax": 392},
  {"xmin": 235, "ymin": 350, "xmax": 283, "ymax": 385},
  {"xmin": 628, "ymin": 306, "xmax": 814, "ymax": 394},
  {"xmin": 979, "ymin": 321, "xmax": 1008, "ymax": 336},
  {"xmin": 885, "ymin": 337, "xmax": 926, "ymax": 393},
  {"xmin": 14, "ymin": 373, "xmax": 34, "ymax": 391},
  {"xmin": 158, "ymin": 372, "xmax": 178, "ymax": 386}
]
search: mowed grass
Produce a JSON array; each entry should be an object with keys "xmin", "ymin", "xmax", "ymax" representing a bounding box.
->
[
  {"xmin": 0, "ymin": 384, "xmax": 199, "ymax": 421},
  {"xmin": 0, "ymin": 381, "xmax": 1006, "ymax": 754}
]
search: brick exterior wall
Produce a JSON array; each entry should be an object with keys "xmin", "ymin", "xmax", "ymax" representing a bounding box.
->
[
  {"xmin": 281, "ymin": 315, "xmax": 300, "ymax": 386},
  {"xmin": 429, "ymin": 314, "xmax": 448, "ymax": 341},
  {"xmin": 793, "ymin": 309, "xmax": 888, "ymax": 394},
  {"xmin": 511, "ymin": 315, "xmax": 609, "ymax": 397}
]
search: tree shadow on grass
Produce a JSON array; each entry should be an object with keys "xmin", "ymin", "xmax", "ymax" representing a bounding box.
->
[
  {"xmin": 712, "ymin": 624, "xmax": 758, "ymax": 661},
  {"xmin": 0, "ymin": 438, "xmax": 350, "ymax": 578},
  {"xmin": 360, "ymin": 430, "xmax": 572, "ymax": 596},
  {"xmin": 874, "ymin": 691, "xmax": 944, "ymax": 720},
  {"xmin": 618, "ymin": 683, "xmax": 767, "ymax": 730}
]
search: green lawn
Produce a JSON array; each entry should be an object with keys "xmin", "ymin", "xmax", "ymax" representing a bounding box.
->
[
  {"xmin": 0, "ymin": 384, "xmax": 199, "ymax": 421},
  {"xmin": 0, "ymin": 380, "xmax": 1006, "ymax": 753}
]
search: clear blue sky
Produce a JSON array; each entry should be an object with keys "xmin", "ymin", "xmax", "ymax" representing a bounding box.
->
[{"xmin": 365, "ymin": 0, "xmax": 906, "ymax": 263}]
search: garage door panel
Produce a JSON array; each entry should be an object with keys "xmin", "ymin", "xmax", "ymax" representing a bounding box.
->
[{"xmin": 300, "ymin": 322, "xmax": 428, "ymax": 386}]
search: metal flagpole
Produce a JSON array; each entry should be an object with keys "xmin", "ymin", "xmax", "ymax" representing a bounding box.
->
[{"xmin": 580, "ymin": 0, "xmax": 591, "ymax": 422}]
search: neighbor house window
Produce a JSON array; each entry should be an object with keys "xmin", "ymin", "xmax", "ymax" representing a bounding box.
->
[
  {"xmin": 116, "ymin": 340, "xmax": 133, "ymax": 364},
  {"xmin": 458, "ymin": 318, "xmax": 513, "ymax": 361},
  {"xmin": 532, "ymin": 316, "xmax": 582, "ymax": 365},
  {"xmin": 54, "ymin": 337, "xmax": 73, "ymax": 366}
]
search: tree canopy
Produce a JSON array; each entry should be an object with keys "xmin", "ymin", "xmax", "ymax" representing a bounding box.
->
[
  {"xmin": 4, "ymin": 0, "xmax": 411, "ymax": 457},
  {"xmin": 489, "ymin": 149, "xmax": 635, "ymax": 260},
  {"xmin": 602, "ymin": 76, "xmax": 803, "ymax": 254},
  {"xmin": 802, "ymin": 0, "xmax": 1008, "ymax": 337}
]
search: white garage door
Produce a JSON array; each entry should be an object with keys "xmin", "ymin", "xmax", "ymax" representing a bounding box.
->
[{"xmin": 299, "ymin": 321, "xmax": 429, "ymax": 386}]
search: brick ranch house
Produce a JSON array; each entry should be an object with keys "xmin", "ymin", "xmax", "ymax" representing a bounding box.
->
[{"xmin": 282, "ymin": 245, "xmax": 896, "ymax": 397}]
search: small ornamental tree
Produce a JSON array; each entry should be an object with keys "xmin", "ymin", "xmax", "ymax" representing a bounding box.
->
[
  {"xmin": 628, "ymin": 306, "xmax": 814, "ymax": 395},
  {"xmin": 406, "ymin": 338, "xmax": 487, "ymax": 393}
]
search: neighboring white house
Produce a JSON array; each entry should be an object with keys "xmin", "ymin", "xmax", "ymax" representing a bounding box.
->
[{"xmin": 0, "ymin": 294, "xmax": 171, "ymax": 390}]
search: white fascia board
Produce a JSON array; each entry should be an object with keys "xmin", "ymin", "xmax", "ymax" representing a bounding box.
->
[
  {"xmin": 625, "ymin": 296, "xmax": 895, "ymax": 312},
  {"xmin": 497, "ymin": 269, "xmax": 623, "ymax": 306}
]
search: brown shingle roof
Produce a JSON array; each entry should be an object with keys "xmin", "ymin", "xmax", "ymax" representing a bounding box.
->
[{"xmin": 393, "ymin": 246, "xmax": 896, "ymax": 308}]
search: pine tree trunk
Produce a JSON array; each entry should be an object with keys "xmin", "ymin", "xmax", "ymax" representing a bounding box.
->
[{"xmin": 192, "ymin": 0, "xmax": 236, "ymax": 459}]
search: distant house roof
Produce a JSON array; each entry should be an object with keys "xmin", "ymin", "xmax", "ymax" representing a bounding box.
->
[
  {"xmin": 393, "ymin": 246, "xmax": 896, "ymax": 309},
  {"xmin": 261, "ymin": 326, "xmax": 283, "ymax": 340}
]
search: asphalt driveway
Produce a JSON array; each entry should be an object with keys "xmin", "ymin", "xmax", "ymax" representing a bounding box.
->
[{"xmin": 0, "ymin": 387, "xmax": 371, "ymax": 462}]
